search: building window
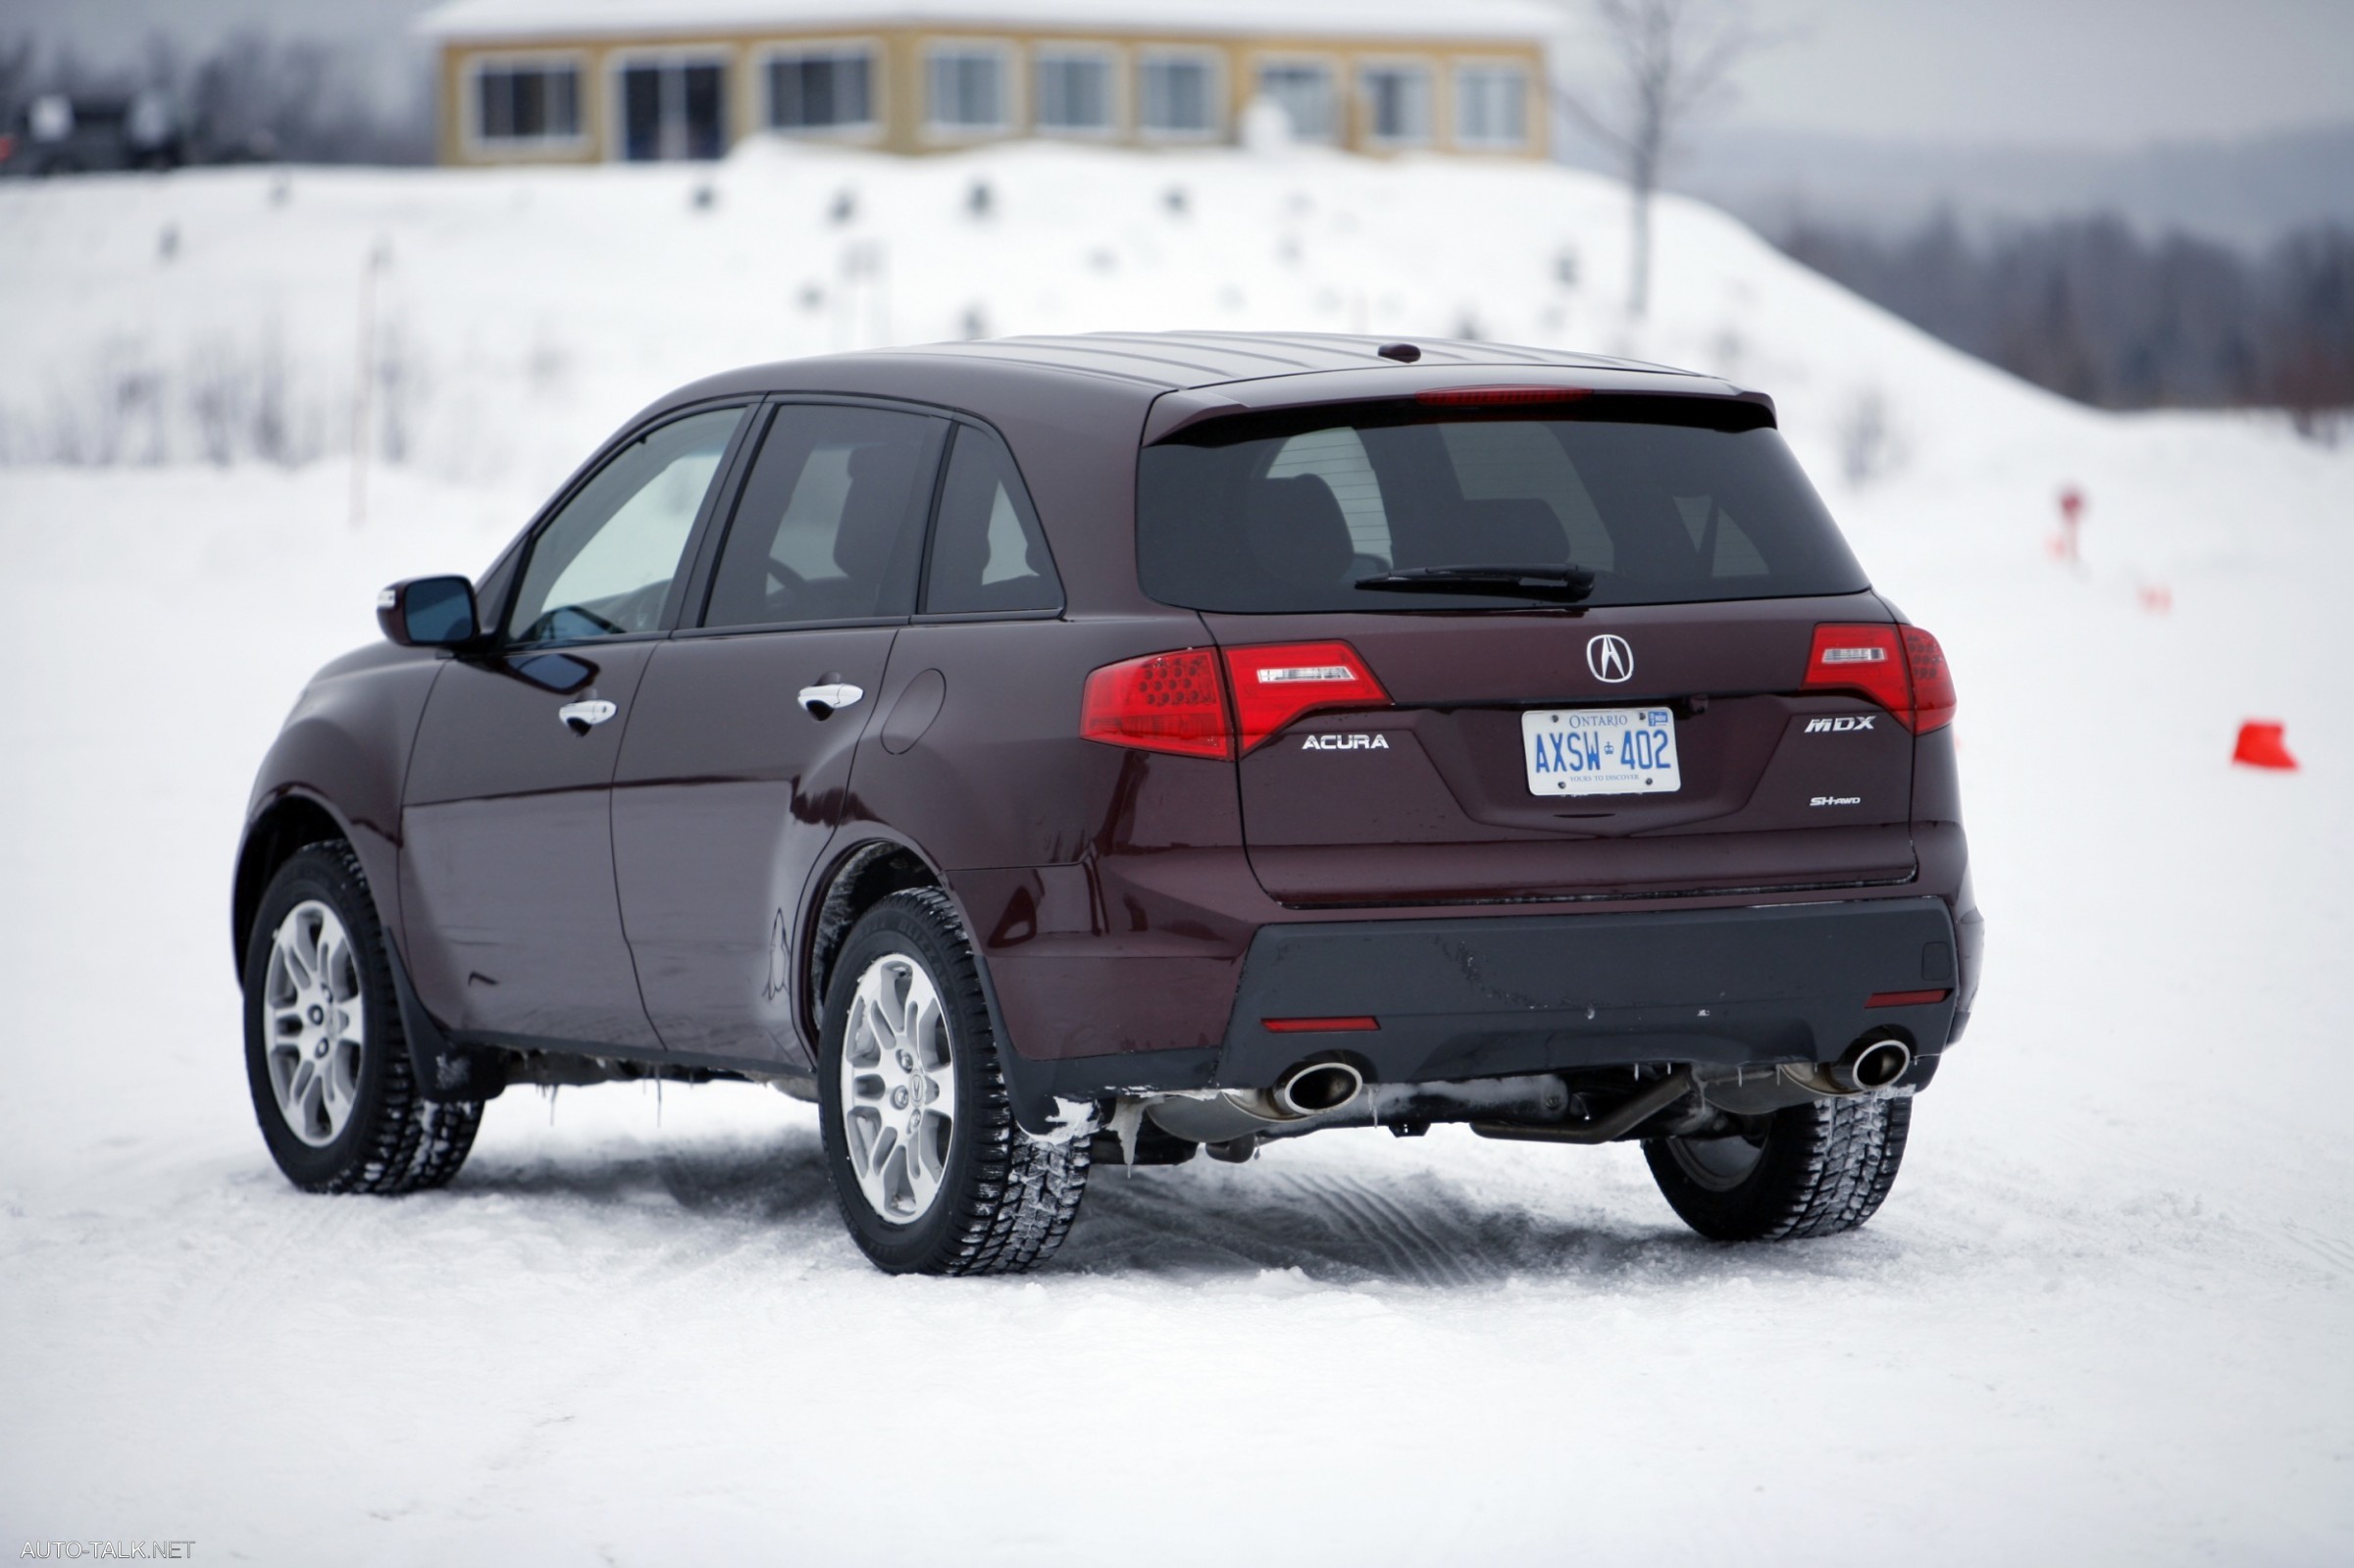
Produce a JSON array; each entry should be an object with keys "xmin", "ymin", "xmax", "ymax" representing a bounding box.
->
[
  {"xmin": 619, "ymin": 59, "xmax": 727, "ymax": 161},
  {"xmin": 766, "ymin": 47, "xmax": 874, "ymax": 131},
  {"xmin": 475, "ymin": 61, "xmax": 582, "ymax": 144},
  {"xmin": 1360, "ymin": 64, "xmax": 1432, "ymax": 145},
  {"xmin": 1256, "ymin": 62, "xmax": 1336, "ymax": 142},
  {"xmin": 1034, "ymin": 49, "xmax": 1114, "ymax": 134},
  {"xmin": 1455, "ymin": 64, "xmax": 1529, "ymax": 147},
  {"xmin": 928, "ymin": 46, "xmax": 1009, "ymax": 131},
  {"xmin": 1138, "ymin": 52, "xmax": 1218, "ymax": 138}
]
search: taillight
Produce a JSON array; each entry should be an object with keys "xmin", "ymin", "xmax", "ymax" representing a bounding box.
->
[
  {"xmin": 1080, "ymin": 649, "xmax": 1233, "ymax": 759},
  {"xmin": 1804, "ymin": 623, "xmax": 1957, "ymax": 733},
  {"xmin": 1222, "ymin": 641, "xmax": 1390, "ymax": 752},
  {"xmin": 1080, "ymin": 641, "xmax": 1390, "ymax": 759}
]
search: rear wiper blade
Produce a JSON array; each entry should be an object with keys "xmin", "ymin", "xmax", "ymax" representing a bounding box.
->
[{"xmin": 1354, "ymin": 565, "xmax": 1596, "ymax": 603}]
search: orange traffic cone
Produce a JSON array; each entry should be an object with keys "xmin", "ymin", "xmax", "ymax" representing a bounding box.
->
[{"xmin": 2232, "ymin": 722, "xmax": 2297, "ymax": 770}]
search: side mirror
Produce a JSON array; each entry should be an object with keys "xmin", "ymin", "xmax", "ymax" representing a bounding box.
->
[{"xmin": 377, "ymin": 576, "xmax": 480, "ymax": 648}]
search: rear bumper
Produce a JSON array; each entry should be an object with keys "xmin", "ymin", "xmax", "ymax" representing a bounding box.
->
[{"xmin": 1010, "ymin": 896, "xmax": 1962, "ymax": 1112}]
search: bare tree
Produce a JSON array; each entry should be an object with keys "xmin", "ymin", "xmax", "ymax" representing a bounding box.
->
[{"xmin": 1553, "ymin": 0, "xmax": 1761, "ymax": 319}]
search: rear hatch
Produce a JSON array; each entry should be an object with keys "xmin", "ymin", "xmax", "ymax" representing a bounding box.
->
[{"xmin": 1138, "ymin": 390, "xmax": 1919, "ymax": 906}]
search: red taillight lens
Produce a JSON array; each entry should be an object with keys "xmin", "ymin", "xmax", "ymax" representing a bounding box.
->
[
  {"xmin": 1902, "ymin": 626, "xmax": 1957, "ymax": 733},
  {"xmin": 1803, "ymin": 624, "xmax": 1957, "ymax": 733},
  {"xmin": 1222, "ymin": 640, "xmax": 1390, "ymax": 753},
  {"xmin": 1080, "ymin": 648, "xmax": 1233, "ymax": 759}
]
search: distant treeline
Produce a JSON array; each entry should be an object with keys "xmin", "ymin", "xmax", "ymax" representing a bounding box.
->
[
  {"xmin": 1771, "ymin": 212, "xmax": 2354, "ymax": 424},
  {"xmin": 0, "ymin": 30, "xmax": 431, "ymax": 166}
]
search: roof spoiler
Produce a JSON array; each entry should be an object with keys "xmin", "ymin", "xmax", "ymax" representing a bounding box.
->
[{"xmin": 1143, "ymin": 382, "xmax": 1780, "ymax": 445}]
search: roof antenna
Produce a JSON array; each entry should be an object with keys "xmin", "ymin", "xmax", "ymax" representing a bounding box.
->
[{"xmin": 1376, "ymin": 342, "xmax": 1421, "ymax": 364}]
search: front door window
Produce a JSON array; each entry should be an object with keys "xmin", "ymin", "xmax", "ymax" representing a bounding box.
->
[{"xmin": 506, "ymin": 407, "xmax": 742, "ymax": 644}]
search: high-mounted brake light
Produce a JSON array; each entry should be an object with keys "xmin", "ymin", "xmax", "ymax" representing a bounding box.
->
[
  {"xmin": 1222, "ymin": 641, "xmax": 1390, "ymax": 752},
  {"xmin": 1803, "ymin": 624, "xmax": 1957, "ymax": 733},
  {"xmin": 1415, "ymin": 386, "xmax": 1594, "ymax": 408},
  {"xmin": 1081, "ymin": 641, "xmax": 1390, "ymax": 759}
]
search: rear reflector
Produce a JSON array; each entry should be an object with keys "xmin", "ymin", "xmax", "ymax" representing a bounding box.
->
[
  {"xmin": 1803, "ymin": 623, "xmax": 1958, "ymax": 733},
  {"xmin": 1415, "ymin": 386, "xmax": 1594, "ymax": 408},
  {"xmin": 1261, "ymin": 1016, "xmax": 1380, "ymax": 1033},
  {"xmin": 1866, "ymin": 988, "xmax": 1952, "ymax": 1008}
]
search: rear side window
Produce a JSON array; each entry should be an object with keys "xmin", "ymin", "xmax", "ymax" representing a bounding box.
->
[
  {"xmin": 1137, "ymin": 403, "xmax": 1868, "ymax": 612},
  {"xmin": 702, "ymin": 404, "xmax": 946, "ymax": 629},
  {"xmin": 923, "ymin": 425, "xmax": 1062, "ymax": 615}
]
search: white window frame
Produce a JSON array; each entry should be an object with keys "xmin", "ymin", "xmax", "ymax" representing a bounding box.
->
[
  {"xmin": 1253, "ymin": 55, "xmax": 1342, "ymax": 145},
  {"xmin": 1356, "ymin": 57, "xmax": 1435, "ymax": 148},
  {"xmin": 1452, "ymin": 59, "xmax": 1531, "ymax": 150},
  {"xmin": 1135, "ymin": 47, "xmax": 1224, "ymax": 142},
  {"xmin": 463, "ymin": 52, "xmax": 590, "ymax": 155},
  {"xmin": 924, "ymin": 39, "xmax": 1017, "ymax": 140},
  {"xmin": 1031, "ymin": 43, "xmax": 1122, "ymax": 139},
  {"xmin": 604, "ymin": 48, "xmax": 736, "ymax": 163},
  {"xmin": 753, "ymin": 38, "xmax": 882, "ymax": 139}
]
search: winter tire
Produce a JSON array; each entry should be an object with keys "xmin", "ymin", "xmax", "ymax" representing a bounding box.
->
[
  {"xmin": 1643, "ymin": 1092, "xmax": 1912, "ymax": 1241},
  {"xmin": 243, "ymin": 840, "xmax": 484, "ymax": 1194},
  {"xmin": 817, "ymin": 888, "xmax": 1089, "ymax": 1275}
]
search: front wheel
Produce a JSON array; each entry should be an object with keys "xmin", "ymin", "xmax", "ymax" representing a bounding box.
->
[
  {"xmin": 817, "ymin": 889, "xmax": 1089, "ymax": 1275},
  {"xmin": 242, "ymin": 841, "xmax": 483, "ymax": 1194},
  {"xmin": 1644, "ymin": 1093, "xmax": 1912, "ymax": 1241}
]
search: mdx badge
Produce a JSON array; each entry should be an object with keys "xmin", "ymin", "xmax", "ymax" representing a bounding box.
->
[
  {"xmin": 1805, "ymin": 715, "xmax": 1877, "ymax": 733},
  {"xmin": 1586, "ymin": 633, "xmax": 1634, "ymax": 683}
]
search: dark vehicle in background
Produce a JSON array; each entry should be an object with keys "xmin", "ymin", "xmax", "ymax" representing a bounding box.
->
[
  {"xmin": 0, "ymin": 91, "xmax": 183, "ymax": 176},
  {"xmin": 232, "ymin": 332, "xmax": 1981, "ymax": 1275}
]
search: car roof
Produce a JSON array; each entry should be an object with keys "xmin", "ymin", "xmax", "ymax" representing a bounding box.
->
[{"xmin": 655, "ymin": 330, "xmax": 1747, "ymax": 429}]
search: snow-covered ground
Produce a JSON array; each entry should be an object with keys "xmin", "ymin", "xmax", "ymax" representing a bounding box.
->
[{"xmin": 2, "ymin": 143, "xmax": 2350, "ymax": 1564}]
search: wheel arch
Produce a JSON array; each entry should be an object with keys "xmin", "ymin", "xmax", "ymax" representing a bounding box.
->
[{"xmin": 232, "ymin": 790, "xmax": 358, "ymax": 976}]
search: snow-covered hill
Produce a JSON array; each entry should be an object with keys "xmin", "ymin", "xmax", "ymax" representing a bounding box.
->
[{"xmin": 1, "ymin": 144, "xmax": 2350, "ymax": 1563}]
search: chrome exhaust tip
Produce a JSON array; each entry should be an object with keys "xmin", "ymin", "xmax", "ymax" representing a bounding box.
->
[
  {"xmin": 1272, "ymin": 1061, "xmax": 1365, "ymax": 1118},
  {"xmin": 1828, "ymin": 1037, "xmax": 1913, "ymax": 1094}
]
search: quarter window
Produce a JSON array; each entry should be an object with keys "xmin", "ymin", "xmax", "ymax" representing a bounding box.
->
[
  {"xmin": 475, "ymin": 61, "xmax": 581, "ymax": 144},
  {"xmin": 1138, "ymin": 54, "xmax": 1218, "ymax": 136},
  {"xmin": 507, "ymin": 408, "xmax": 744, "ymax": 645},
  {"xmin": 1035, "ymin": 51, "xmax": 1114, "ymax": 133},
  {"xmin": 1455, "ymin": 65, "xmax": 1528, "ymax": 147},
  {"xmin": 1361, "ymin": 65, "xmax": 1432, "ymax": 144},
  {"xmin": 928, "ymin": 47, "xmax": 1009, "ymax": 130},
  {"xmin": 924, "ymin": 427, "xmax": 1061, "ymax": 615},
  {"xmin": 767, "ymin": 47, "xmax": 875, "ymax": 130},
  {"xmin": 1256, "ymin": 63, "xmax": 1336, "ymax": 142},
  {"xmin": 702, "ymin": 405, "xmax": 947, "ymax": 630}
]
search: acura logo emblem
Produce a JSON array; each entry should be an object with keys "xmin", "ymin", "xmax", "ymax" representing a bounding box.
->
[{"xmin": 1586, "ymin": 633, "xmax": 1634, "ymax": 683}]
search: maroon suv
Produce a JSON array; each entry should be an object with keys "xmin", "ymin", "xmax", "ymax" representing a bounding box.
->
[{"xmin": 233, "ymin": 332, "xmax": 1980, "ymax": 1274}]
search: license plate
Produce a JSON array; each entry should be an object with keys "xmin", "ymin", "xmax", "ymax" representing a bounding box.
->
[{"xmin": 1521, "ymin": 706, "xmax": 1681, "ymax": 796}]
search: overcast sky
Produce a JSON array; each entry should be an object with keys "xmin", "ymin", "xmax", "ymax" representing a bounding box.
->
[{"xmin": 6, "ymin": 0, "xmax": 2352, "ymax": 148}]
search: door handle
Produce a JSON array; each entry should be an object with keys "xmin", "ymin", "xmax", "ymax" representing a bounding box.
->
[
  {"xmin": 798, "ymin": 683, "xmax": 865, "ymax": 720},
  {"xmin": 558, "ymin": 699, "xmax": 618, "ymax": 734}
]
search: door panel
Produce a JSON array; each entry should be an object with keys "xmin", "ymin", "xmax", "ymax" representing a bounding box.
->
[
  {"xmin": 400, "ymin": 645, "xmax": 661, "ymax": 1047},
  {"xmin": 613, "ymin": 629, "xmax": 898, "ymax": 1063},
  {"xmin": 613, "ymin": 400, "xmax": 947, "ymax": 1065}
]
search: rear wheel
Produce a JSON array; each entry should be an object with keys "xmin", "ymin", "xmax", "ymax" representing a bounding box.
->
[
  {"xmin": 817, "ymin": 889, "xmax": 1089, "ymax": 1275},
  {"xmin": 242, "ymin": 841, "xmax": 484, "ymax": 1194},
  {"xmin": 1643, "ymin": 1093, "xmax": 1912, "ymax": 1241}
]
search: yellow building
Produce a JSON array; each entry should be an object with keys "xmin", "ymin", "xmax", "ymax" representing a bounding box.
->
[{"xmin": 418, "ymin": 0, "xmax": 1556, "ymax": 165}]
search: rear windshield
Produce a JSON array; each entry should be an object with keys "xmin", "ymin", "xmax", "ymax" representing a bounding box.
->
[{"xmin": 1137, "ymin": 401, "xmax": 1868, "ymax": 612}]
